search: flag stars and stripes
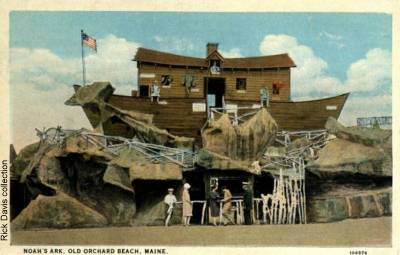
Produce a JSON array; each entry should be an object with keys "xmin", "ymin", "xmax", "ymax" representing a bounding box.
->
[{"xmin": 82, "ymin": 32, "xmax": 97, "ymax": 51}]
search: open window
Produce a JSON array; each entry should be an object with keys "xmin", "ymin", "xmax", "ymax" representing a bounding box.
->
[
  {"xmin": 161, "ymin": 75, "xmax": 173, "ymax": 87},
  {"xmin": 139, "ymin": 85, "xmax": 149, "ymax": 97},
  {"xmin": 236, "ymin": 78, "xmax": 247, "ymax": 91}
]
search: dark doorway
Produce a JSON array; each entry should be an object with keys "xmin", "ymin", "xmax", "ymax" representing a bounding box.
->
[
  {"xmin": 205, "ymin": 78, "xmax": 225, "ymax": 108},
  {"xmin": 139, "ymin": 85, "xmax": 149, "ymax": 97},
  {"xmin": 217, "ymin": 178, "xmax": 247, "ymax": 198},
  {"xmin": 253, "ymin": 173, "xmax": 274, "ymax": 197}
]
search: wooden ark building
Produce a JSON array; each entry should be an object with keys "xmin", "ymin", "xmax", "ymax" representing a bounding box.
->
[
  {"xmin": 104, "ymin": 42, "xmax": 348, "ymax": 140},
  {"xmin": 134, "ymin": 43, "xmax": 294, "ymax": 102}
]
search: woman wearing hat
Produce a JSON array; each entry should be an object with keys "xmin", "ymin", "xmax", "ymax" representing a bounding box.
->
[{"xmin": 182, "ymin": 183, "xmax": 192, "ymax": 226}]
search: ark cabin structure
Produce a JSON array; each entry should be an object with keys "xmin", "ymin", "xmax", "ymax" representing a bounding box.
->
[{"xmin": 90, "ymin": 43, "xmax": 349, "ymax": 142}]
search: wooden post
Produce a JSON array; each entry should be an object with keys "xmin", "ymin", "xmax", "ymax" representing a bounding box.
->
[
  {"xmin": 201, "ymin": 201, "xmax": 207, "ymax": 225},
  {"xmin": 219, "ymin": 201, "xmax": 223, "ymax": 225}
]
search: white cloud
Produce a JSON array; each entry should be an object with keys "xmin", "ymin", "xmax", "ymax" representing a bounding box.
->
[
  {"xmin": 345, "ymin": 48, "xmax": 391, "ymax": 92},
  {"xmin": 85, "ymin": 34, "xmax": 140, "ymax": 92},
  {"xmin": 260, "ymin": 34, "xmax": 340, "ymax": 97},
  {"xmin": 11, "ymin": 83, "xmax": 92, "ymax": 151},
  {"xmin": 10, "ymin": 34, "xmax": 140, "ymax": 150},
  {"xmin": 259, "ymin": 34, "xmax": 392, "ymax": 126},
  {"xmin": 219, "ymin": 48, "xmax": 243, "ymax": 58},
  {"xmin": 339, "ymin": 94, "xmax": 392, "ymax": 126},
  {"xmin": 259, "ymin": 34, "xmax": 391, "ymax": 97}
]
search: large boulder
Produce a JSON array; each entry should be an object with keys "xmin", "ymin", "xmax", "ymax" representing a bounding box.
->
[
  {"xmin": 12, "ymin": 193, "xmax": 107, "ymax": 230},
  {"xmin": 15, "ymin": 136, "xmax": 137, "ymax": 227},
  {"xmin": 307, "ymin": 187, "xmax": 391, "ymax": 223},
  {"xmin": 307, "ymin": 138, "xmax": 391, "ymax": 178},
  {"xmin": 133, "ymin": 199, "xmax": 183, "ymax": 226},
  {"xmin": 110, "ymin": 147, "xmax": 183, "ymax": 181},
  {"xmin": 65, "ymin": 82, "xmax": 115, "ymax": 107},
  {"xmin": 325, "ymin": 117, "xmax": 391, "ymax": 147},
  {"xmin": 202, "ymin": 108, "xmax": 278, "ymax": 161},
  {"xmin": 196, "ymin": 149, "xmax": 260, "ymax": 175},
  {"xmin": 42, "ymin": 149, "xmax": 136, "ymax": 226}
]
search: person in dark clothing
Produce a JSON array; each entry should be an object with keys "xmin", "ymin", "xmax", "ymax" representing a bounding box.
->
[
  {"xmin": 242, "ymin": 182, "xmax": 253, "ymax": 225},
  {"xmin": 209, "ymin": 185, "xmax": 220, "ymax": 226}
]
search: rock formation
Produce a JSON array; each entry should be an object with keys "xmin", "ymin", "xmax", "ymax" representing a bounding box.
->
[
  {"xmin": 307, "ymin": 118, "xmax": 392, "ymax": 178},
  {"xmin": 65, "ymin": 82, "xmax": 194, "ymax": 149},
  {"xmin": 304, "ymin": 118, "xmax": 392, "ymax": 223},
  {"xmin": 11, "ymin": 128, "xmax": 187, "ymax": 228},
  {"xmin": 201, "ymin": 107, "xmax": 278, "ymax": 162},
  {"xmin": 12, "ymin": 192, "xmax": 108, "ymax": 230},
  {"xmin": 307, "ymin": 186, "xmax": 391, "ymax": 223}
]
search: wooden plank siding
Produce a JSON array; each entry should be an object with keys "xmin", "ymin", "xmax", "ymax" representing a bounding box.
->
[
  {"xmin": 106, "ymin": 93, "xmax": 349, "ymax": 141},
  {"xmin": 137, "ymin": 63, "xmax": 291, "ymax": 101},
  {"xmin": 108, "ymin": 96, "xmax": 207, "ymax": 140}
]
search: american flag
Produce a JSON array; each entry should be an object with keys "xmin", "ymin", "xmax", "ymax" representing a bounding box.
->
[{"xmin": 82, "ymin": 32, "xmax": 97, "ymax": 51}]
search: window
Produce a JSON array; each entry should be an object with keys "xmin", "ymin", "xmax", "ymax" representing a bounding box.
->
[
  {"xmin": 236, "ymin": 78, "xmax": 247, "ymax": 90},
  {"xmin": 161, "ymin": 75, "xmax": 173, "ymax": 86},
  {"xmin": 272, "ymin": 84, "xmax": 280, "ymax": 95},
  {"xmin": 210, "ymin": 60, "xmax": 221, "ymax": 74},
  {"xmin": 139, "ymin": 85, "xmax": 149, "ymax": 97}
]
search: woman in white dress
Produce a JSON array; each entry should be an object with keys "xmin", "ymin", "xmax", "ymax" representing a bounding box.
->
[{"xmin": 182, "ymin": 183, "xmax": 192, "ymax": 226}]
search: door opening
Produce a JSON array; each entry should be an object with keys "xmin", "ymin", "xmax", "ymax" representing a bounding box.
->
[{"xmin": 205, "ymin": 78, "xmax": 225, "ymax": 108}]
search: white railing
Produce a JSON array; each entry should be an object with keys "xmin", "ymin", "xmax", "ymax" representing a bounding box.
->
[
  {"xmin": 36, "ymin": 127, "xmax": 196, "ymax": 169},
  {"xmin": 207, "ymin": 106, "xmax": 261, "ymax": 126}
]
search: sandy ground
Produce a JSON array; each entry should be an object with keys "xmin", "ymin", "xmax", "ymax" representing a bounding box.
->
[{"xmin": 12, "ymin": 217, "xmax": 391, "ymax": 247}]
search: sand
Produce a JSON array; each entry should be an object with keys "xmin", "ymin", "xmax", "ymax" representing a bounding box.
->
[{"xmin": 12, "ymin": 216, "xmax": 391, "ymax": 246}]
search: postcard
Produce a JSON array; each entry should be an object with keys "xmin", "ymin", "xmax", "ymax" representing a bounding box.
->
[{"xmin": 0, "ymin": 1, "xmax": 397, "ymax": 255}]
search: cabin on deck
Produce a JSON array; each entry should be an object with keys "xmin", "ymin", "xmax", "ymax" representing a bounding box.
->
[{"xmin": 133, "ymin": 43, "xmax": 296, "ymax": 107}]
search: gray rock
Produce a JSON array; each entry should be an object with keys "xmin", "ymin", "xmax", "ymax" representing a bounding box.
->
[
  {"xmin": 307, "ymin": 138, "xmax": 391, "ymax": 177},
  {"xmin": 133, "ymin": 199, "xmax": 183, "ymax": 226},
  {"xmin": 325, "ymin": 117, "xmax": 391, "ymax": 147},
  {"xmin": 12, "ymin": 193, "xmax": 107, "ymax": 230},
  {"xmin": 308, "ymin": 187, "xmax": 392, "ymax": 223},
  {"xmin": 202, "ymin": 108, "xmax": 277, "ymax": 161}
]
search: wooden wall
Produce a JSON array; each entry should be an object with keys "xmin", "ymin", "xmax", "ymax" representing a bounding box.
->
[
  {"xmin": 109, "ymin": 96, "xmax": 207, "ymax": 142},
  {"xmin": 105, "ymin": 93, "xmax": 347, "ymax": 142},
  {"xmin": 137, "ymin": 63, "xmax": 291, "ymax": 101},
  {"xmin": 223, "ymin": 68, "xmax": 291, "ymax": 101}
]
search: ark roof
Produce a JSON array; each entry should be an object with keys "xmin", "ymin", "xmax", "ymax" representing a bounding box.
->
[{"xmin": 134, "ymin": 47, "xmax": 296, "ymax": 69}]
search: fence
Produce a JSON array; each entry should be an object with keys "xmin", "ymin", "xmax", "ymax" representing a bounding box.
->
[
  {"xmin": 357, "ymin": 116, "xmax": 392, "ymax": 128},
  {"xmin": 36, "ymin": 127, "xmax": 196, "ymax": 170}
]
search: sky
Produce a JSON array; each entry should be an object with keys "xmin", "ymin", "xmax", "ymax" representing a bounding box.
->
[{"xmin": 9, "ymin": 12, "xmax": 392, "ymax": 150}]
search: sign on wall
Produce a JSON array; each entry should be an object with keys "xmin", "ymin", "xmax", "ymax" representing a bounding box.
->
[
  {"xmin": 139, "ymin": 73, "xmax": 156, "ymax": 78},
  {"xmin": 192, "ymin": 103, "xmax": 206, "ymax": 112}
]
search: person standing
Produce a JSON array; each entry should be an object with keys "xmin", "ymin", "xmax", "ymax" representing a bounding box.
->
[
  {"xmin": 242, "ymin": 182, "xmax": 253, "ymax": 225},
  {"xmin": 151, "ymin": 80, "xmax": 160, "ymax": 103},
  {"xmin": 221, "ymin": 186, "xmax": 235, "ymax": 226},
  {"xmin": 182, "ymin": 183, "xmax": 192, "ymax": 226},
  {"xmin": 164, "ymin": 188, "xmax": 177, "ymax": 227},
  {"xmin": 260, "ymin": 86, "xmax": 269, "ymax": 107},
  {"xmin": 209, "ymin": 185, "xmax": 220, "ymax": 226}
]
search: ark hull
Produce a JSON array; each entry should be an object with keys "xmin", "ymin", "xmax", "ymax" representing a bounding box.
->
[{"xmin": 92, "ymin": 93, "xmax": 349, "ymax": 140}]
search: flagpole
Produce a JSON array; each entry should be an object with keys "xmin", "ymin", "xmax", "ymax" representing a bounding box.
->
[{"xmin": 81, "ymin": 29, "xmax": 86, "ymax": 86}]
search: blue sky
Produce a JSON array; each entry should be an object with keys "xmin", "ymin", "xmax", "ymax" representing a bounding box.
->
[
  {"xmin": 10, "ymin": 12, "xmax": 391, "ymax": 81},
  {"xmin": 9, "ymin": 12, "xmax": 392, "ymax": 150}
]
